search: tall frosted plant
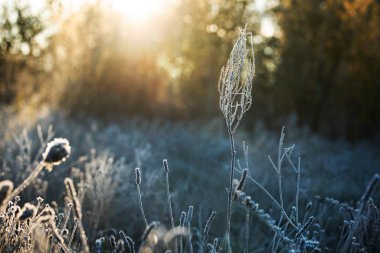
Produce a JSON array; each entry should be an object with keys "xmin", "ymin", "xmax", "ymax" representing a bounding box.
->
[{"xmin": 218, "ymin": 26, "xmax": 255, "ymax": 251}]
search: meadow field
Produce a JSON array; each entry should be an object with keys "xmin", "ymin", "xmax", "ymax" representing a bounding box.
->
[{"xmin": 1, "ymin": 106, "xmax": 379, "ymax": 252}]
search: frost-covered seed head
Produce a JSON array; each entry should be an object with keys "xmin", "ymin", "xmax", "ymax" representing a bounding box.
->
[
  {"xmin": 36, "ymin": 196, "xmax": 44, "ymax": 203},
  {"xmin": 236, "ymin": 169, "xmax": 248, "ymax": 191},
  {"xmin": 135, "ymin": 168, "xmax": 141, "ymax": 185},
  {"xmin": 61, "ymin": 229, "xmax": 69, "ymax": 238},
  {"xmin": 218, "ymin": 26, "xmax": 255, "ymax": 134},
  {"xmin": 163, "ymin": 159, "xmax": 169, "ymax": 173},
  {"xmin": 95, "ymin": 237, "xmax": 105, "ymax": 249},
  {"xmin": 116, "ymin": 239, "xmax": 125, "ymax": 251},
  {"xmin": 187, "ymin": 206, "xmax": 193, "ymax": 223},
  {"xmin": 180, "ymin": 211, "xmax": 187, "ymax": 227},
  {"xmin": 109, "ymin": 235, "xmax": 116, "ymax": 249},
  {"xmin": 18, "ymin": 203, "xmax": 37, "ymax": 220},
  {"xmin": 42, "ymin": 138, "xmax": 71, "ymax": 169},
  {"xmin": 306, "ymin": 201, "xmax": 313, "ymax": 211}
]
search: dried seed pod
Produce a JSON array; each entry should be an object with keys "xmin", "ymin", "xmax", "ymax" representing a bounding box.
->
[
  {"xmin": 163, "ymin": 159, "xmax": 169, "ymax": 173},
  {"xmin": 42, "ymin": 138, "xmax": 71, "ymax": 170},
  {"xmin": 135, "ymin": 168, "xmax": 141, "ymax": 185}
]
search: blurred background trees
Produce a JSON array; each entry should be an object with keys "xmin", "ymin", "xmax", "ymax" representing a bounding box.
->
[
  {"xmin": 274, "ymin": 0, "xmax": 380, "ymax": 139},
  {"xmin": 0, "ymin": 1, "xmax": 46, "ymax": 104},
  {"xmin": 1, "ymin": 0, "xmax": 379, "ymax": 140}
]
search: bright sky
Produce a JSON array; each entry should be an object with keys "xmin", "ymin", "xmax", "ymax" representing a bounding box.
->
[
  {"xmin": 109, "ymin": 0, "xmax": 168, "ymax": 23},
  {"xmin": 261, "ymin": 17, "xmax": 276, "ymax": 37},
  {"xmin": 1, "ymin": 0, "xmax": 277, "ymax": 40}
]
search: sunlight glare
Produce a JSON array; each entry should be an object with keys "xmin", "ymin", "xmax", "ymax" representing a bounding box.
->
[
  {"xmin": 261, "ymin": 17, "xmax": 276, "ymax": 37},
  {"xmin": 110, "ymin": 0, "xmax": 167, "ymax": 23}
]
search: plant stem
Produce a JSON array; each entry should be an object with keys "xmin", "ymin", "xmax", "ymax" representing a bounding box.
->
[
  {"xmin": 296, "ymin": 165, "xmax": 300, "ymax": 226},
  {"xmin": 238, "ymin": 168, "xmax": 298, "ymax": 230},
  {"xmin": 245, "ymin": 209, "xmax": 249, "ymax": 252},
  {"xmin": 137, "ymin": 184, "xmax": 148, "ymax": 227},
  {"xmin": 165, "ymin": 172, "xmax": 175, "ymax": 229},
  {"xmin": 2, "ymin": 162, "xmax": 44, "ymax": 207},
  {"xmin": 165, "ymin": 168, "xmax": 178, "ymax": 253},
  {"xmin": 225, "ymin": 127, "xmax": 235, "ymax": 253}
]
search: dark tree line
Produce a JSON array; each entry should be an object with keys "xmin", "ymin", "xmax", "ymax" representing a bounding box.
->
[
  {"xmin": 272, "ymin": 0, "xmax": 380, "ymax": 139},
  {"xmin": 1, "ymin": 0, "xmax": 379, "ymax": 140}
]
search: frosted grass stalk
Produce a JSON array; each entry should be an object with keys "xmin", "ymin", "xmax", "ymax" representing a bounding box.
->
[
  {"xmin": 64, "ymin": 177, "xmax": 90, "ymax": 253},
  {"xmin": 135, "ymin": 168, "xmax": 148, "ymax": 227},
  {"xmin": 163, "ymin": 159, "xmax": 175, "ymax": 228},
  {"xmin": 218, "ymin": 26, "xmax": 255, "ymax": 252}
]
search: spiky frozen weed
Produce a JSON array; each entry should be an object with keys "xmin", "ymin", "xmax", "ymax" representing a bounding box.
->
[{"xmin": 218, "ymin": 25, "xmax": 255, "ymax": 252}]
